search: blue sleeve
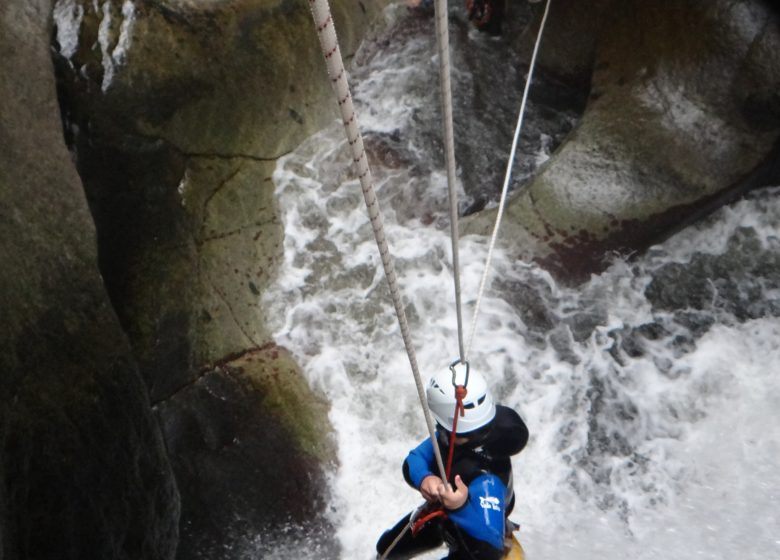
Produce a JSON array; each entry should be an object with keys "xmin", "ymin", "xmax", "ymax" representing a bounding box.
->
[
  {"xmin": 404, "ymin": 437, "xmax": 437, "ymax": 489},
  {"xmin": 447, "ymin": 473, "xmax": 506, "ymax": 551}
]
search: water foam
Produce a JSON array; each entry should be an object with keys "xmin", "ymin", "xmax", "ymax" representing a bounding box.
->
[{"xmin": 264, "ymin": 6, "xmax": 780, "ymax": 559}]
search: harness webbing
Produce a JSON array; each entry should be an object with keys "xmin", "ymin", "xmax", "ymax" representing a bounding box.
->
[{"xmin": 307, "ymin": 0, "xmax": 447, "ymax": 483}]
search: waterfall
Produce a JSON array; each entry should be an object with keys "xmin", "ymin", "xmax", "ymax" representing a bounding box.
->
[{"xmin": 264, "ymin": 5, "xmax": 780, "ymax": 559}]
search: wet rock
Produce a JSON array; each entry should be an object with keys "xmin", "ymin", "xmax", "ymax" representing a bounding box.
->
[
  {"xmin": 50, "ymin": 0, "xmax": 389, "ymax": 556},
  {"xmin": 1, "ymin": 0, "xmax": 393, "ymax": 556},
  {"xmin": 52, "ymin": 0, "xmax": 390, "ymax": 394},
  {"xmin": 156, "ymin": 344, "xmax": 337, "ymax": 560},
  {"xmin": 646, "ymin": 226, "xmax": 780, "ymax": 322},
  {"xmin": 463, "ymin": 0, "xmax": 780, "ymax": 283},
  {"xmin": 1, "ymin": 0, "xmax": 179, "ymax": 557},
  {"xmin": 672, "ymin": 310, "xmax": 716, "ymax": 339}
]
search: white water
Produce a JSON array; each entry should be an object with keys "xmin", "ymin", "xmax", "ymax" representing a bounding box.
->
[
  {"xmin": 53, "ymin": 0, "xmax": 135, "ymax": 92},
  {"xmin": 264, "ymin": 5, "xmax": 780, "ymax": 559}
]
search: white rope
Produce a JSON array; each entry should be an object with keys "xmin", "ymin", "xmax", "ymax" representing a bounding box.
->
[
  {"xmin": 433, "ymin": 0, "xmax": 466, "ymax": 362},
  {"xmin": 378, "ymin": 518, "xmax": 412, "ymax": 560},
  {"xmin": 464, "ymin": 0, "xmax": 552, "ymax": 360},
  {"xmin": 307, "ymin": 0, "xmax": 447, "ymax": 483}
]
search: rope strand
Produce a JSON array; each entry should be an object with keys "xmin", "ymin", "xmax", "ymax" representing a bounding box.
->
[
  {"xmin": 434, "ymin": 0, "xmax": 466, "ymax": 363},
  {"xmin": 465, "ymin": 0, "xmax": 552, "ymax": 360},
  {"xmin": 307, "ymin": 0, "xmax": 448, "ymax": 484}
]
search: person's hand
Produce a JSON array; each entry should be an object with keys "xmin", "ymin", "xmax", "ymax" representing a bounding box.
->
[
  {"xmin": 419, "ymin": 475, "xmax": 443, "ymax": 503},
  {"xmin": 438, "ymin": 475, "xmax": 468, "ymax": 510}
]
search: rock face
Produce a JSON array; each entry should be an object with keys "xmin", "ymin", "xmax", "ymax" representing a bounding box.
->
[
  {"xmin": 464, "ymin": 0, "xmax": 780, "ymax": 282},
  {"xmin": 156, "ymin": 344, "xmax": 336, "ymax": 559},
  {"xmin": 5, "ymin": 0, "xmax": 779, "ymax": 557},
  {"xmin": 50, "ymin": 0, "xmax": 388, "ymax": 557},
  {"xmin": 0, "ymin": 0, "xmax": 179, "ymax": 559},
  {"xmin": 645, "ymin": 225, "xmax": 780, "ymax": 321},
  {"xmin": 53, "ymin": 0, "xmax": 389, "ymax": 393}
]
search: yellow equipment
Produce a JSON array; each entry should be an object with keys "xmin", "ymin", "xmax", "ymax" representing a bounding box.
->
[{"xmin": 504, "ymin": 532, "xmax": 525, "ymax": 560}]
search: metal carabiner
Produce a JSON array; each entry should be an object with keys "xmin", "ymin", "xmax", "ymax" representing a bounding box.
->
[{"xmin": 448, "ymin": 358, "xmax": 470, "ymax": 388}]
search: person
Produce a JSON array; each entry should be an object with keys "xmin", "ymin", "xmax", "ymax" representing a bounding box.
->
[
  {"xmin": 376, "ymin": 366, "xmax": 529, "ymax": 559},
  {"xmin": 405, "ymin": 0, "xmax": 512, "ymax": 35},
  {"xmin": 406, "ymin": 0, "xmax": 434, "ymax": 16},
  {"xmin": 465, "ymin": 0, "xmax": 506, "ymax": 35}
]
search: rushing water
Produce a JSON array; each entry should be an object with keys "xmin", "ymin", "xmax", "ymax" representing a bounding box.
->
[{"xmin": 264, "ymin": 5, "xmax": 780, "ymax": 559}]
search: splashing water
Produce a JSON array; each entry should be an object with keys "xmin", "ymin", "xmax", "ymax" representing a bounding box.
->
[{"xmin": 265, "ymin": 5, "xmax": 780, "ymax": 559}]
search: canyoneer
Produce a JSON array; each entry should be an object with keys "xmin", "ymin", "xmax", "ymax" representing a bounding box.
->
[{"xmin": 376, "ymin": 365, "xmax": 529, "ymax": 559}]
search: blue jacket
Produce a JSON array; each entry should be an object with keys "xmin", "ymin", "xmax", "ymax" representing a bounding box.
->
[{"xmin": 405, "ymin": 437, "xmax": 507, "ymax": 550}]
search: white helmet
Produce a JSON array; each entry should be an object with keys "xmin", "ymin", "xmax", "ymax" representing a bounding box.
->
[{"xmin": 426, "ymin": 365, "xmax": 496, "ymax": 434}]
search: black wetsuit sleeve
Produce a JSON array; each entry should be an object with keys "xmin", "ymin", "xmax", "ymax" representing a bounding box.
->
[{"xmin": 488, "ymin": 405, "xmax": 529, "ymax": 456}]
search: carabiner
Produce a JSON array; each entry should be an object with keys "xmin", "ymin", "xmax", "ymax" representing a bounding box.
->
[{"xmin": 448, "ymin": 358, "xmax": 470, "ymax": 388}]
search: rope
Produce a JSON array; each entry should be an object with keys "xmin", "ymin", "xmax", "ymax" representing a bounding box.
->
[
  {"xmin": 433, "ymin": 0, "xmax": 466, "ymax": 362},
  {"xmin": 409, "ymin": 384, "xmax": 466, "ymax": 537},
  {"xmin": 464, "ymin": 0, "xmax": 552, "ymax": 360},
  {"xmin": 378, "ymin": 372, "xmax": 468, "ymax": 558},
  {"xmin": 444, "ymin": 384, "xmax": 467, "ymax": 476},
  {"xmin": 307, "ymin": 0, "xmax": 447, "ymax": 484},
  {"xmin": 378, "ymin": 518, "xmax": 413, "ymax": 560}
]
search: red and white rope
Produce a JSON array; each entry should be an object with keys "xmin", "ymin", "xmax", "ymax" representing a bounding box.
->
[{"xmin": 308, "ymin": 0, "xmax": 447, "ymax": 483}]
